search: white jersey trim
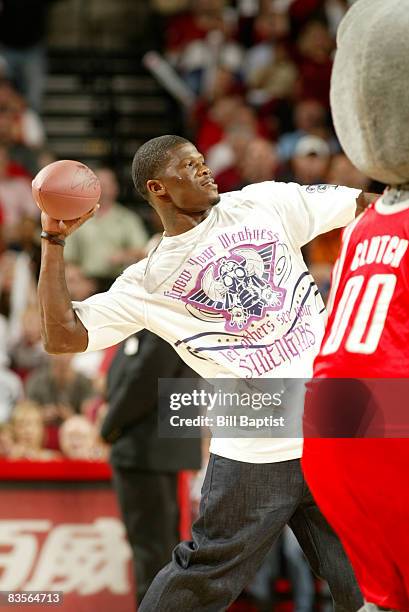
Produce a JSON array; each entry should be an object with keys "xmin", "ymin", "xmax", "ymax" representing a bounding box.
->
[{"xmin": 375, "ymin": 197, "xmax": 409, "ymax": 215}]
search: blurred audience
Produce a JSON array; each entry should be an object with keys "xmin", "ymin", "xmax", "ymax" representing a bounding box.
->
[
  {"xmin": 64, "ymin": 166, "xmax": 149, "ymax": 293},
  {"xmin": 165, "ymin": 0, "xmax": 242, "ymax": 95}
]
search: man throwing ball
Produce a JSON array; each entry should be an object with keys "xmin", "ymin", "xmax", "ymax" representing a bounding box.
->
[{"xmin": 38, "ymin": 135, "xmax": 368, "ymax": 611}]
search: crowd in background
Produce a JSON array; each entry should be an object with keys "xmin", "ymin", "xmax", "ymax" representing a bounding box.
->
[
  {"xmin": 160, "ymin": 0, "xmax": 374, "ymax": 282},
  {"xmin": 0, "ymin": 0, "xmax": 373, "ymax": 469}
]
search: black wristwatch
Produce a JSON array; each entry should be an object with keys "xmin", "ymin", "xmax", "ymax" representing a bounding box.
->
[{"xmin": 40, "ymin": 231, "xmax": 66, "ymax": 247}]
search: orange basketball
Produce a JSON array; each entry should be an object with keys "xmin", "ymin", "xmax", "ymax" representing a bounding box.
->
[{"xmin": 32, "ymin": 160, "xmax": 101, "ymax": 221}]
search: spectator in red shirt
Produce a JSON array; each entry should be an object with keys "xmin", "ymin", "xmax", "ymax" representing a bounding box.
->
[{"xmin": 295, "ymin": 20, "xmax": 334, "ymax": 107}]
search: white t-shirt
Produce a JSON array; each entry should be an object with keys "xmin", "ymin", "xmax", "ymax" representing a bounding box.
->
[{"xmin": 73, "ymin": 181, "xmax": 359, "ymax": 463}]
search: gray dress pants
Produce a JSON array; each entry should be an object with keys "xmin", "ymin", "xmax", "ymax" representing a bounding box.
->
[{"xmin": 140, "ymin": 455, "xmax": 362, "ymax": 612}]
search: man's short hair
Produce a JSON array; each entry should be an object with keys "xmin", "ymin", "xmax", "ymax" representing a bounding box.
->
[{"xmin": 132, "ymin": 135, "xmax": 190, "ymax": 201}]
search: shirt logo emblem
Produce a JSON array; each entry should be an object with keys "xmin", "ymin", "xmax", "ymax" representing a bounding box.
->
[{"xmin": 183, "ymin": 243, "xmax": 286, "ymax": 330}]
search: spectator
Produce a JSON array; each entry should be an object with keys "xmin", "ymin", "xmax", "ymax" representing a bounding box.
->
[
  {"xmin": 326, "ymin": 152, "xmax": 371, "ymax": 193},
  {"xmin": 278, "ymin": 98, "xmax": 336, "ymax": 162},
  {"xmin": 0, "ymin": 249, "xmax": 37, "ymax": 346},
  {"xmin": 0, "ymin": 94, "xmax": 41, "ymax": 176},
  {"xmin": 215, "ymin": 136, "xmax": 279, "ymax": 192},
  {"xmin": 0, "ymin": 317, "xmax": 23, "ymax": 423},
  {"xmin": 246, "ymin": 41, "xmax": 299, "ymax": 107},
  {"xmin": 64, "ymin": 167, "xmax": 149, "ymax": 293},
  {"xmin": 9, "ymin": 305, "xmax": 47, "ymax": 380},
  {"xmin": 295, "ymin": 20, "xmax": 334, "ymax": 107},
  {"xmin": 212, "ymin": 122, "xmax": 257, "ymax": 192},
  {"xmin": 59, "ymin": 415, "xmax": 107, "ymax": 460},
  {"xmin": 0, "ymin": 145, "xmax": 39, "ymax": 240},
  {"xmin": 9, "ymin": 88, "xmax": 46, "ymax": 149},
  {"xmin": 9, "ymin": 401, "xmax": 58, "ymax": 459},
  {"xmin": 243, "ymin": 8, "xmax": 298, "ymax": 107},
  {"xmin": 165, "ymin": 0, "xmax": 242, "ymax": 95},
  {"xmin": 0, "ymin": 79, "xmax": 45, "ymax": 150},
  {"xmin": 289, "ymin": 135, "xmax": 331, "ymax": 184},
  {"xmin": 0, "ymin": 0, "xmax": 56, "ymax": 113},
  {"xmin": 238, "ymin": 137, "xmax": 280, "ymax": 186},
  {"xmin": 206, "ymin": 103, "xmax": 265, "ymax": 175},
  {"xmin": 308, "ymin": 154, "xmax": 370, "ymax": 296},
  {"xmin": 195, "ymin": 94, "xmax": 243, "ymax": 155},
  {"xmin": 26, "ymin": 353, "xmax": 95, "ymax": 418},
  {"xmin": 26, "ymin": 353, "xmax": 96, "ymax": 450},
  {"xmin": 8, "ymin": 215, "xmax": 42, "ymax": 279},
  {"xmin": 101, "ymin": 331, "xmax": 202, "ymax": 605}
]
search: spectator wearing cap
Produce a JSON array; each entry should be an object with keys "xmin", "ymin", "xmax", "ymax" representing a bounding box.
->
[{"xmin": 289, "ymin": 135, "xmax": 331, "ymax": 184}]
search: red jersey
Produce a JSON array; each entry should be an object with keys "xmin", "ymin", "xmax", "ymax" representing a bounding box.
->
[{"xmin": 314, "ymin": 199, "xmax": 409, "ymax": 377}]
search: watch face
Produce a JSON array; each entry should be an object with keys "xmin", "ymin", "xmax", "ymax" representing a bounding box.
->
[{"xmin": 124, "ymin": 336, "xmax": 139, "ymax": 356}]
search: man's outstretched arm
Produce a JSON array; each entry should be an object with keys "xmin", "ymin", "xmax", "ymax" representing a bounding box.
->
[{"xmin": 38, "ymin": 210, "xmax": 94, "ymax": 354}]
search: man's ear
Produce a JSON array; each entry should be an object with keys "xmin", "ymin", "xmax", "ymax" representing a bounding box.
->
[{"xmin": 146, "ymin": 179, "xmax": 166, "ymax": 197}]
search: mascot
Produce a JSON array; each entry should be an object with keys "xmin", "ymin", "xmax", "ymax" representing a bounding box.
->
[{"xmin": 302, "ymin": 1, "xmax": 409, "ymax": 611}]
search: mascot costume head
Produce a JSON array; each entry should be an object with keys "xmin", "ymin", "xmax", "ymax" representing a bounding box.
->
[{"xmin": 331, "ymin": 0, "xmax": 409, "ymax": 189}]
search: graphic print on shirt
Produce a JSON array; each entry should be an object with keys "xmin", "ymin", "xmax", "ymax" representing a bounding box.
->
[
  {"xmin": 161, "ymin": 226, "xmax": 323, "ymax": 377},
  {"xmin": 183, "ymin": 243, "xmax": 286, "ymax": 331},
  {"xmin": 176, "ymin": 268, "xmax": 322, "ymax": 377}
]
